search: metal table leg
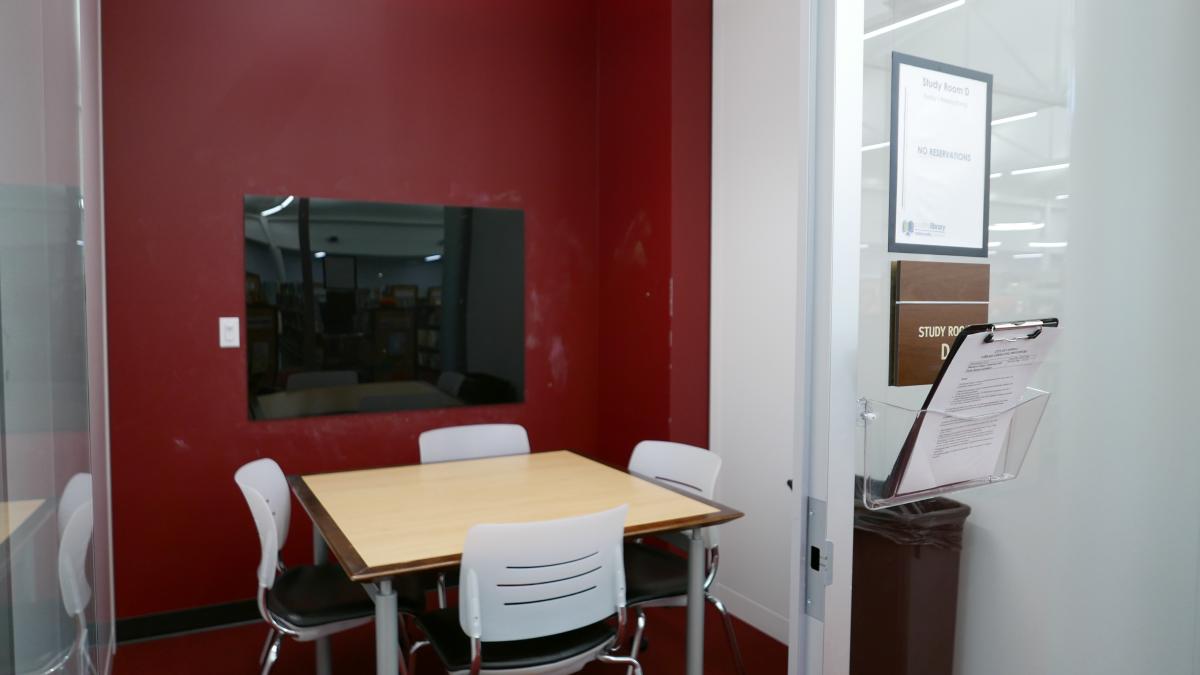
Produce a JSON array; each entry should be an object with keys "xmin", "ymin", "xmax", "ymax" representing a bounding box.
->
[
  {"xmin": 314, "ymin": 527, "xmax": 332, "ymax": 675},
  {"xmin": 686, "ymin": 528, "xmax": 705, "ymax": 675},
  {"xmin": 374, "ymin": 579, "xmax": 399, "ymax": 675}
]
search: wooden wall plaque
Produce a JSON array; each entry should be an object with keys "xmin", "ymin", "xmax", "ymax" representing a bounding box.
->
[{"xmin": 889, "ymin": 261, "xmax": 989, "ymax": 386}]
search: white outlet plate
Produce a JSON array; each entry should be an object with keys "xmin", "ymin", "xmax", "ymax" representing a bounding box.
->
[{"xmin": 219, "ymin": 317, "xmax": 240, "ymax": 348}]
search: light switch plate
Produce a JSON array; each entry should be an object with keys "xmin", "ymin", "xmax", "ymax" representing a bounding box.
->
[{"xmin": 219, "ymin": 317, "xmax": 240, "ymax": 348}]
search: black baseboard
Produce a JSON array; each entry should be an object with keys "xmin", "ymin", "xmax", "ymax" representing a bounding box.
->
[{"xmin": 115, "ymin": 599, "xmax": 259, "ymax": 644}]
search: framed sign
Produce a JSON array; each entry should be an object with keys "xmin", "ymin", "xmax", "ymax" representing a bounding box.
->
[{"xmin": 888, "ymin": 52, "xmax": 993, "ymax": 257}]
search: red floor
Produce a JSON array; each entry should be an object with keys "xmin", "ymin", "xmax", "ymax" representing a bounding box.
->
[{"xmin": 113, "ymin": 604, "xmax": 787, "ymax": 674}]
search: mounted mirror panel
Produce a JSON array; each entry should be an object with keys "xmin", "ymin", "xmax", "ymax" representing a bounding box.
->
[{"xmin": 244, "ymin": 195, "xmax": 524, "ymax": 420}]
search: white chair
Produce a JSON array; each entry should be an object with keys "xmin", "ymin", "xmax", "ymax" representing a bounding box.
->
[
  {"xmin": 16, "ymin": 481, "xmax": 97, "ymax": 675},
  {"xmin": 623, "ymin": 440, "xmax": 745, "ymax": 675},
  {"xmin": 234, "ymin": 458, "xmax": 425, "ymax": 675},
  {"xmin": 286, "ymin": 370, "xmax": 358, "ymax": 391},
  {"xmin": 418, "ymin": 423, "xmax": 530, "ymax": 464},
  {"xmin": 57, "ymin": 473, "xmax": 92, "ymax": 535},
  {"xmin": 437, "ymin": 370, "xmax": 467, "ymax": 397},
  {"xmin": 407, "ymin": 505, "xmax": 642, "ymax": 675},
  {"xmin": 418, "ymin": 423, "xmax": 532, "ymax": 606}
]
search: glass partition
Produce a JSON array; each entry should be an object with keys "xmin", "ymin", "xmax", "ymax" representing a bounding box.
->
[
  {"xmin": 857, "ymin": 0, "xmax": 1200, "ymax": 672},
  {"xmin": 0, "ymin": 0, "xmax": 111, "ymax": 671}
]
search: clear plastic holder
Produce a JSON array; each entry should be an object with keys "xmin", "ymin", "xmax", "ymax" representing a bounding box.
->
[{"xmin": 857, "ymin": 387, "xmax": 1051, "ymax": 510}]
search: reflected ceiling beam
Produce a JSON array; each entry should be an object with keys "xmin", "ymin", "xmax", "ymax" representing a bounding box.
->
[
  {"xmin": 864, "ymin": 0, "xmax": 965, "ymax": 40},
  {"xmin": 972, "ymin": 7, "xmax": 1062, "ymax": 104}
]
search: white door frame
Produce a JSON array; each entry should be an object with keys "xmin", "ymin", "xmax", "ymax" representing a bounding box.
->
[
  {"xmin": 711, "ymin": 0, "xmax": 862, "ymax": 672},
  {"xmin": 794, "ymin": 0, "xmax": 863, "ymax": 673}
]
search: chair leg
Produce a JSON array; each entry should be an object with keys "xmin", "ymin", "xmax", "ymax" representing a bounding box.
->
[
  {"xmin": 625, "ymin": 609, "xmax": 647, "ymax": 675},
  {"xmin": 598, "ymin": 653, "xmax": 643, "ymax": 675},
  {"xmin": 260, "ymin": 632, "xmax": 284, "ymax": 675},
  {"xmin": 407, "ymin": 639, "xmax": 430, "ymax": 675},
  {"xmin": 258, "ymin": 628, "xmax": 277, "ymax": 667},
  {"xmin": 707, "ymin": 593, "xmax": 747, "ymax": 675},
  {"xmin": 437, "ymin": 572, "xmax": 449, "ymax": 609},
  {"xmin": 397, "ymin": 616, "xmax": 412, "ymax": 675}
]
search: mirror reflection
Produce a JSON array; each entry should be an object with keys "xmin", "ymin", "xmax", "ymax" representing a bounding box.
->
[{"xmin": 244, "ymin": 195, "xmax": 525, "ymax": 420}]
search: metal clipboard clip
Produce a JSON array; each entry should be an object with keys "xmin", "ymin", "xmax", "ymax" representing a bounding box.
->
[{"xmin": 984, "ymin": 320, "xmax": 1047, "ymax": 343}]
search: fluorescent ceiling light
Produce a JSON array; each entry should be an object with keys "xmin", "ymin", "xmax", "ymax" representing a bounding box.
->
[
  {"xmin": 1029, "ymin": 241, "xmax": 1068, "ymax": 248},
  {"xmin": 990, "ymin": 221, "xmax": 1045, "ymax": 232},
  {"xmin": 861, "ymin": 141, "xmax": 890, "ymax": 152},
  {"xmin": 990, "ymin": 172, "xmax": 1003, "ymax": 179},
  {"xmin": 988, "ymin": 249, "xmax": 998, "ymax": 256},
  {"xmin": 75, "ymin": 239, "xmax": 84, "ymax": 247},
  {"xmin": 864, "ymin": 0, "xmax": 966, "ymax": 40},
  {"xmin": 988, "ymin": 241, "xmax": 1002, "ymax": 248},
  {"xmin": 991, "ymin": 111, "xmax": 1038, "ymax": 126},
  {"xmin": 424, "ymin": 253, "xmax": 443, "ymax": 262},
  {"xmin": 1013, "ymin": 253, "xmax": 1044, "ymax": 259},
  {"xmin": 313, "ymin": 251, "xmax": 327, "ymax": 259},
  {"xmin": 261, "ymin": 195, "xmax": 294, "ymax": 217},
  {"xmin": 1055, "ymin": 194, "xmax": 1070, "ymax": 200},
  {"xmin": 1010, "ymin": 162, "xmax": 1070, "ymax": 176}
]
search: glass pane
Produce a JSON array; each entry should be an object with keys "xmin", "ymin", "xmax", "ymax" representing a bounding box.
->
[
  {"xmin": 857, "ymin": 0, "xmax": 1200, "ymax": 672},
  {"xmin": 0, "ymin": 0, "xmax": 109, "ymax": 671}
]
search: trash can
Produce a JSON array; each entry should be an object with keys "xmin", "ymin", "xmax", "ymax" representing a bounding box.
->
[{"xmin": 850, "ymin": 494, "xmax": 971, "ymax": 675}]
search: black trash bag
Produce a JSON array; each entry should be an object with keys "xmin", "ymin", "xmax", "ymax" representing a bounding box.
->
[{"xmin": 853, "ymin": 487, "xmax": 971, "ymax": 551}]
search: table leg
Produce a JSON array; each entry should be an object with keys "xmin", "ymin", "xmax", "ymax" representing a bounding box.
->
[
  {"xmin": 314, "ymin": 527, "xmax": 332, "ymax": 675},
  {"xmin": 374, "ymin": 579, "xmax": 399, "ymax": 675},
  {"xmin": 686, "ymin": 528, "xmax": 705, "ymax": 675},
  {"xmin": 314, "ymin": 526, "xmax": 329, "ymax": 564}
]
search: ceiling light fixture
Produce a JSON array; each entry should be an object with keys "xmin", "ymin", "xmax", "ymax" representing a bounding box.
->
[
  {"xmin": 260, "ymin": 195, "xmax": 294, "ymax": 217},
  {"xmin": 991, "ymin": 111, "xmax": 1038, "ymax": 126},
  {"xmin": 988, "ymin": 241, "xmax": 1002, "ymax": 248},
  {"xmin": 861, "ymin": 141, "xmax": 890, "ymax": 152},
  {"xmin": 1055, "ymin": 194, "xmax": 1070, "ymax": 200},
  {"xmin": 990, "ymin": 221, "xmax": 1045, "ymax": 232},
  {"xmin": 990, "ymin": 172, "xmax": 1003, "ymax": 179},
  {"xmin": 313, "ymin": 251, "xmax": 327, "ymax": 259},
  {"xmin": 1010, "ymin": 162, "xmax": 1070, "ymax": 176},
  {"xmin": 1029, "ymin": 241, "xmax": 1068, "ymax": 248},
  {"xmin": 424, "ymin": 254, "xmax": 443, "ymax": 263},
  {"xmin": 864, "ymin": 0, "xmax": 966, "ymax": 40},
  {"xmin": 1013, "ymin": 253, "xmax": 1044, "ymax": 259}
]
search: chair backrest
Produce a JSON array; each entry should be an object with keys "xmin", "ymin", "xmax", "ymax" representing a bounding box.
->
[
  {"xmin": 234, "ymin": 458, "xmax": 292, "ymax": 589},
  {"xmin": 419, "ymin": 423, "xmax": 530, "ymax": 464},
  {"xmin": 286, "ymin": 370, "xmax": 358, "ymax": 391},
  {"xmin": 459, "ymin": 505, "xmax": 628, "ymax": 642},
  {"xmin": 629, "ymin": 440, "xmax": 722, "ymax": 548},
  {"xmin": 58, "ymin": 473, "xmax": 92, "ymax": 536},
  {"xmin": 58, "ymin": 501, "xmax": 93, "ymax": 618},
  {"xmin": 437, "ymin": 370, "xmax": 466, "ymax": 397},
  {"xmin": 629, "ymin": 441, "xmax": 720, "ymax": 499}
]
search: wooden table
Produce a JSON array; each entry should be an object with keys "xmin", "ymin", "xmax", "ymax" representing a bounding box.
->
[
  {"xmin": 0, "ymin": 500, "xmax": 46, "ymax": 544},
  {"xmin": 291, "ymin": 450, "xmax": 743, "ymax": 675}
]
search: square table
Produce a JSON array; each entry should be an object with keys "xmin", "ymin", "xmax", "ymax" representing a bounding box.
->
[{"xmin": 291, "ymin": 450, "xmax": 743, "ymax": 675}]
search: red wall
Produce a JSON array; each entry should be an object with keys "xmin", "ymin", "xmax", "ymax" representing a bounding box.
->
[
  {"xmin": 596, "ymin": 0, "xmax": 712, "ymax": 462},
  {"xmin": 103, "ymin": 0, "xmax": 709, "ymax": 619}
]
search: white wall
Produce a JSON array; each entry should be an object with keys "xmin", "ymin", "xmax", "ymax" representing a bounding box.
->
[{"xmin": 710, "ymin": 0, "xmax": 810, "ymax": 644}]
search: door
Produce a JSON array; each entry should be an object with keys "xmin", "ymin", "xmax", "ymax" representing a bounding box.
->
[{"xmin": 834, "ymin": 0, "xmax": 1200, "ymax": 674}]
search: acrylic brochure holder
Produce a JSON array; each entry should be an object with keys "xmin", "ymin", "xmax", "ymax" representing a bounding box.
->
[{"xmin": 858, "ymin": 387, "xmax": 1051, "ymax": 510}]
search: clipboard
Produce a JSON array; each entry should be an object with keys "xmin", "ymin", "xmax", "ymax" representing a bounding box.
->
[{"xmin": 883, "ymin": 318, "xmax": 1059, "ymax": 498}]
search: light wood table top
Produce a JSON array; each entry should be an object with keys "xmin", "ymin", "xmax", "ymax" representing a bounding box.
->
[
  {"xmin": 0, "ymin": 499, "xmax": 47, "ymax": 545},
  {"xmin": 292, "ymin": 450, "xmax": 743, "ymax": 582}
]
